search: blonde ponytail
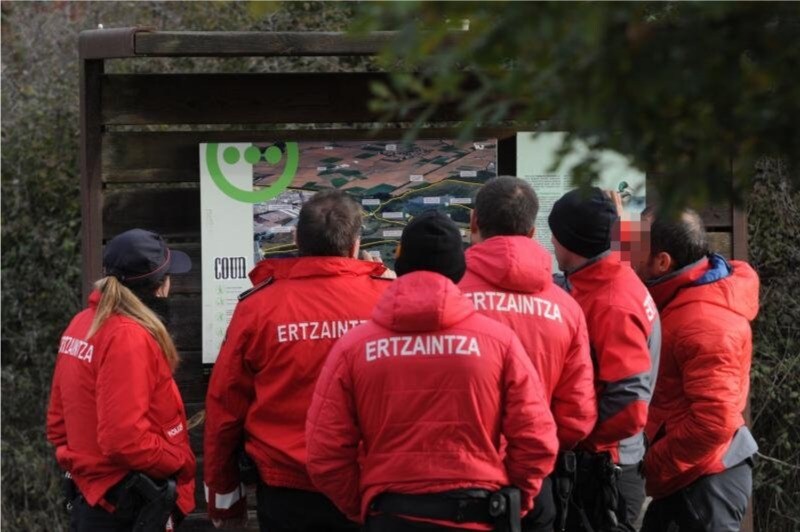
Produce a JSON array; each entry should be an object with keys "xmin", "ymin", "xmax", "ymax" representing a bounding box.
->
[{"xmin": 88, "ymin": 276, "xmax": 180, "ymax": 371}]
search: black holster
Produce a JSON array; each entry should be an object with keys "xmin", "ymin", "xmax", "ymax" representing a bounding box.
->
[
  {"xmin": 489, "ymin": 487, "xmax": 522, "ymax": 532},
  {"xmin": 553, "ymin": 451, "xmax": 577, "ymax": 532},
  {"xmin": 572, "ymin": 451, "xmax": 623, "ymax": 532},
  {"xmin": 62, "ymin": 471, "xmax": 78, "ymax": 513},
  {"xmin": 123, "ymin": 473, "xmax": 177, "ymax": 532}
]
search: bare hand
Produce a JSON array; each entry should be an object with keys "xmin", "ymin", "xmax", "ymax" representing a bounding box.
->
[
  {"xmin": 603, "ymin": 189, "xmax": 624, "ymax": 216},
  {"xmin": 360, "ymin": 250, "xmax": 397, "ymax": 279}
]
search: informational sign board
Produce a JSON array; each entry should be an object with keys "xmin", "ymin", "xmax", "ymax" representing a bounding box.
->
[
  {"xmin": 516, "ymin": 132, "xmax": 646, "ymax": 273},
  {"xmin": 200, "ymin": 139, "xmax": 497, "ymax": 363}
]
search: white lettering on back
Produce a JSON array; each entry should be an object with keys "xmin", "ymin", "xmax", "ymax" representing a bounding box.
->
[
  {"xmin": 276, "ymin": 320, "xmax": 368, "ymax": 344},
  {"xmin": 465, "ymin": 291, "xmax": 563, "ymax": 323},
  {"xmin": 364, "ymin": 334, "xmax": 482, "ymax": 361}
]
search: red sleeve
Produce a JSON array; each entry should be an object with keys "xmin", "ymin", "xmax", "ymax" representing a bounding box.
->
[
  {"xmin": 551, "ymin": 311, "xmax": 597, "ymax": 449},
  {"xmin": 46, "ymin": 357, "xmax": 67, "ymax": 448},
  {"xmin": 306, "ymin": 342, "xmax": 362, "ymax": 522},
  {"xmin": 585, "ymin": 305, "xmax": 652, "ymax": 450},
  {"xmin": 645, "ymin": 332, "xmax": 744, "ymax": 479},
  {"xmin": 96, "ymin": 326, "xmax": 189, "ymax": 479},
  {"xmin": 502, "ymin": 334, "xmax": 559, "ymax": 513},
  {"xmin": 203, "ymin": 303, "xmax": 255, "ymax": 520}
]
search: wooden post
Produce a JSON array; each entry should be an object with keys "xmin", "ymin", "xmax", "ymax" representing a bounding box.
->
[
  {"xmin": 79, "ymin": 57, "xmax": 104, "ymax": 301},
  {"xmin": 732, "ymin": 206, "xmax": 749, "ymax": 262}
]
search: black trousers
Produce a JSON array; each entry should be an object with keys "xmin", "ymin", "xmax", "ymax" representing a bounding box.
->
[
  {"xmin": 641, "ymin": 460, "xmax": 752, "ymax": 532},
  {"xmin": 565, "ymin": 462, "xmax": 645, "ymax": 532},
  {"xmin": 69, "ymin": 495, "xmax": 182, "ymax": 532},
  {"xmin": 256, "ymin": 483, "xmax": 359, "ymax": 532},
  {"xmin": 616, "ymin": 463, "xmax": 646, "ymax": 532},
  {"xmin": 69, "ymin": 495, "xmax": 137, "ymax": 532},
  {"xmin": 365, "ymin": 513, "xmax": 470, "ymax": 531},
  {"xmin": 523, "ymin": 477, "xmax": 556, "ymax": 532},
  {"xmin": 68, "ymin": 476, "xmax": 182, "ymax": 532}
]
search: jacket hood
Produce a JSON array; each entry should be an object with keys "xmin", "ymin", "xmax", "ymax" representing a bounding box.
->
[
  {"xmin": 372, "ymin": 271, "xmax": 475, "ymax": 333},
  {"xmin": 465, "ymin": 236, "xmax": 551, "ymax": 294},
  {"xmin": 648, "ymin": 254, "xmax": 759, "ymax": 320},
  {"xmin": 249, "ymin": 256, "xmax": 386, "ymax": 284}
]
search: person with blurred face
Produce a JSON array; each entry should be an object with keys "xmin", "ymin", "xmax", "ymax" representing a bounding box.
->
[
  {"xmin": 461, "ymin": 176, "xmax": 597, "ymax": 532},
  {"xmin": 547, "ymin": 187, "xmax": 661, "ymax": 532},
  {"xmin": 634, "ymin": 207, "xmax": 759, "ymax": 532}
]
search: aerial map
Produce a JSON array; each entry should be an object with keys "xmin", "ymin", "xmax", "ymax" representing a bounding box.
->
[{"xmin": 252, "ymin": 139, "xmax": 498, "ymax": 266}]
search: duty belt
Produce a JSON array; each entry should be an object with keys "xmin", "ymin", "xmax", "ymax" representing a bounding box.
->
[{"xmin": 371, "ymin": 487, "xmax": 521, "ymax": 532}]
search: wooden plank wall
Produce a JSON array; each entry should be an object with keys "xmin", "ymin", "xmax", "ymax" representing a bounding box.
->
[{"xmin": 90, "ymin": 72, "xmax": 738, "ymax": 530}]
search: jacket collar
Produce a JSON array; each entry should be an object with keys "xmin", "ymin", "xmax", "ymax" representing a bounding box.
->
[
  {"xmin": 88, "ymin": 290, "xmax": 102, "ymax": 308},
  {"xmin": 564, "ymin": 250, "xmax": 619, "ymax": 293},
  {"xmin": 566, "ymin": 250, "xmax": 613, "ymax": 277},
  {"xmin": 646, "ymin": 254, "xmax": 732, "ymax": 310},
  {"xmin": 249, "ymin": 256, "xmax": 386, "ymax": 284}
]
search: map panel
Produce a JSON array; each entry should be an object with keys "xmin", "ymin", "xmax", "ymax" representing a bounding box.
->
[{"xmin": 252, "ymin": 139, "xmax": 497, "ymax": 266}]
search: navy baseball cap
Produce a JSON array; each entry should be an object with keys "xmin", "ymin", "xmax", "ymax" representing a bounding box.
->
[{"xmin": 103, "ymin": 229, "xmax": 191, "ymax": 285}]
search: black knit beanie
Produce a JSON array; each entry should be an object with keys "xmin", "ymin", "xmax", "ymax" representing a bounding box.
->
[
  {"xmin": 548, "ymin": 187, "xmax": 618, "ymax": 258},
  {"xmin": 395, "ymin": 210, "xmax": 466, "ymax": 283}
]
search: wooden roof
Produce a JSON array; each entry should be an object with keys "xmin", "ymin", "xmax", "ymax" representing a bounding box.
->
[{"xmin": 79, "ymin": 28, "xmax": 395, "ymax": 59}]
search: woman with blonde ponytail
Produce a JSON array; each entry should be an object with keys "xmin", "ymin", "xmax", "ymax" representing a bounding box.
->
[
  {"xmin": 89, "ymin": 275, "xmax": 180, "ymax": 371},
  {"xmin": 46, "ymin": 229, "xmax": 196, "ymax": 531}
]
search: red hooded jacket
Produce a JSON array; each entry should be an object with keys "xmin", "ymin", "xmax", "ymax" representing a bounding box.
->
[
  {"xmin": 565, "ymin": 251, "xmax": 661, "ymax": 465},
  {"xmin": 460, "ymin": 236, "xmax": 597, "ymax": 449},
  {"xmin": 644, "ymin": 254, "xmax": 759, "ymax": 499},
  {"xmin": 203, "ymin": 257, "xmax": 390, "ymax": 519},
  {"xmin": 46, "ymin": 291, "xmax": 196, "ymax": 515},
  {"xmin": 306, "ymin": 271, "xmax": 558, "ymax": 524}
]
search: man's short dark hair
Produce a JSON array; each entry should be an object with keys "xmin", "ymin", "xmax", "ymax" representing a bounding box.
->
[
  {"xmin": 644, "ymin": 206, "xmax": 709, "ymax": 270},
  {"xmin": 296, "ymin": 190, "xmax": 362, "ymax": 257},
  {"xmin": 474, "ymin": 176, "xmax": 539, "ymax": 238}
]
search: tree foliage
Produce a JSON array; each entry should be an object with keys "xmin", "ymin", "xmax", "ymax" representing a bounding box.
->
[
  {"xmin": 747, "ymin": 159, "xmax": 800, "ymax": 532},
  {"xmin": 356, "ymin": 2, "xmax": 800, "ymax": 211}
]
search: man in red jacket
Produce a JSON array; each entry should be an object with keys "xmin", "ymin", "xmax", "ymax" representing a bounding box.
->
[
  {"xmin": 306, "ymin": 210, "xmax": 559, "ymax": 531},
  {"xmin": 548, "ymin": 187, "xmax": 661, "ymax": 531},
  {"xmin": 460, "ymin": 177, "xmax": 596, "ymax": 531},
  {"xmin": 630, "ymin": 208, "xmax": 759, "ymax": 532},
  {"xmin": 203, "ymin": 190, "xmax": 391, "ymax": 531}
]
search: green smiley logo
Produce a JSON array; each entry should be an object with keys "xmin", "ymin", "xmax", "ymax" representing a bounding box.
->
[{"xmin": 206, "ymin": 142, "xmax": 300, "ymax": 203}]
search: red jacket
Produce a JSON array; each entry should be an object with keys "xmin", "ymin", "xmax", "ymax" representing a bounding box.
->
[
  {"xmin": 565, "ymin": 251, "xmax": 660, "ymax": 464},
  {"xmin": 460, "ymin": 236, "xmax": 597, "ymax": 449},
  {"xmin": 46, "ymin": 291, "xmax": 196, "ymax": 515},
  {"xmin": 644, "ymin": 254, "xmax": 759, "ymax": 499},
  {"xmin": 203, "ymin": 257, "xmax": 390, "ymax": 519},
  {"xmin": 306, "ymin": 271, "xmax": 558, "ymax": 523}
]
